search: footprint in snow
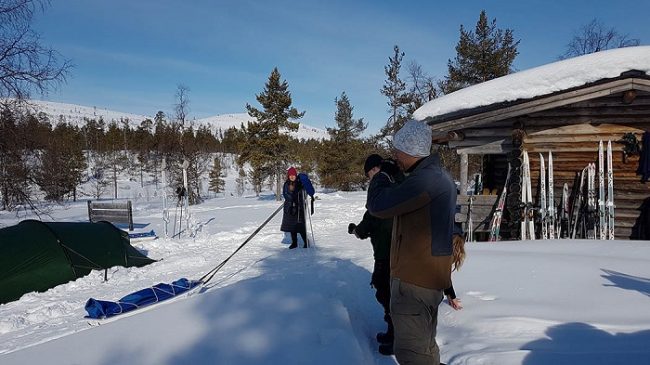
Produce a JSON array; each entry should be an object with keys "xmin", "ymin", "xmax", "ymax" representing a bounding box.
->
[{"xmin": 466, "ymin": 291, "xmax": 497, "ymax": 301}]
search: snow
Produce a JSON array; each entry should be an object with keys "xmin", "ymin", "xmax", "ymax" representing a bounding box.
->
[
  {"xmin": 1, "ymin": 185, "xmax": 649, "ymax": 364},
  {"xmin": 195, "ymin": 113, "xmax": 330, "ymax": 141},
  {"xmin": 20, "ymin": 99, "xmax": 151, "ymax": 128},
  {"xmin": 413, "ymin": 46, "xmax": 650, "ymax": 122}
]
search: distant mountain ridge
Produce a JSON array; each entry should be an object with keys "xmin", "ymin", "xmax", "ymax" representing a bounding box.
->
[
  {"xmin": 22, "ymin": 100, "xmax": 329, "ymax": 140},
  {"xmin": 194, "ymin": 113, "xmax": 330, "ymax": 141}
]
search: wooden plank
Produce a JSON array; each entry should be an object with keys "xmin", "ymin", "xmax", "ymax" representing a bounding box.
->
[
  {"xmin": 522, "ymin": 116, "xmax": 650, "ymax": 127},
  {"xmin": 570, "ymin": 94, "xmax": 650, "ymax": 108},
  {"xmin": 530, "ymin": 107, "xmax": 650, "ymax": 118},
  {"xmin": 462, "ymin": 128, "xmax": 513, "ymax": 138},
  {"xmin": 457, "ymin": 195, "xmax": 498, "ymax": 205},
  {"xmin": 455, "ymin": 140, "xmax": 514, "ymax": 154},
  {"xmin": 90, "ymin": 202, "xmax": 130, "ymax": 209},
  {"xmin": 91, "ymin": 210, "xmax": 131, "ymax": 218},
  {"xmin": 526, "ymin": 123, "xmax": 643, "ymax": 136},
  {"xmin": 449, "ymin": 138, "xmax": 512, "ymax": 147},
  {"xmin": 524, "ymin": 135, "xmax": 626, "ymax": 143},
  {"xmin": 92, "ymin": 214, "xmax": 131, "ymax": 223}
]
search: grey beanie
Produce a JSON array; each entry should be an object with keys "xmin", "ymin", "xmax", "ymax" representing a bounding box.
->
[{"xmin": 392, "ymin": 120, "xmax": 432, "ymax": 157}]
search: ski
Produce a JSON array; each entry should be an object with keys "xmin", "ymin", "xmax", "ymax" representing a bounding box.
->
[
  {"xmin": 570, "ymin": 166, "xmax": 588, "ymax": 238},
  {"xmin": 607, "ymin": 140, "xmax": 615, "ymax": 240},
  {"xmin": 302, "ymin": 189, "xmax": 313, "ymax": 247},
  {"xmin": 467, "ymin": 195, "xmax": 474, "ymax": 242},
  {"xmin": 586, "ymin": 163, "xmax": 597, "ymax": 239},
  {"xmin": 547, "ymin": 151, "xmax": 556, "ymax": 239},
  {"xmin": 539, "ymin": 154, "xmax": 548, "ymax": 239},
  {"xmin": 567, "ymin": 170, "xmax": 580, "ymax": 238},
  {"xmin": 488, "ymin": 163, "xmax": 512, "ymax": 242},
  {"xmin": 560, "ymin": 183, "xmax": 569, "ymax": 238},
  {"xmin": 520, "ymin": 150, "xmax": 535, "ymax": 240},
  {"xmin": 474, "ymin": 173, "xmax": 483, "ymax": 195},
  {"xmin": 598, "ymin": 141, "xmax": 606, "ymax": 239}
]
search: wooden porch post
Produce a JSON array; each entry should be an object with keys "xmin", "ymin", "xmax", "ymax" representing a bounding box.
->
[{"xmin": 460, "ymin": 153, "xmax": 468, "ymax": 195}]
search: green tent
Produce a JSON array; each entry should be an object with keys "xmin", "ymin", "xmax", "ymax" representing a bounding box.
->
[{"xmin": 0, "ymin": 220, "xmax": 156, "ymax": 304}]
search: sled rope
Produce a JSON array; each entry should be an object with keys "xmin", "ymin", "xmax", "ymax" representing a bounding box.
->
[{"xmin": 199, "ymin": 204, "xmax": 284, "ymax": 285}]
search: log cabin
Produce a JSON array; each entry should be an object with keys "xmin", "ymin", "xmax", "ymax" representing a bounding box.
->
[{"xmin": 414, "ymin": 46, "xmax": 650, "ymax": 241}]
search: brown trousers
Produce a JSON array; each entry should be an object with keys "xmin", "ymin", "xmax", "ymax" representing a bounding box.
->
[{"xmin": 390, "ymin": 277, "xmax": 444, "ymax": 364}]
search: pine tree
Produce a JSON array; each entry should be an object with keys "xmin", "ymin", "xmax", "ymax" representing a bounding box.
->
[
  {"xmin": 235, "ymin": 167, "xmax": 246, "ymax": 197},
  {"xmin": 134, "ymin": 118, "xmax": 154, "ymax": 187},
  {"xmin": 440, "ymin": 10, "xmax": 519, "ymax": 94},
  {"xmin": 319, "ymin": 92, "xmax": 367, "ymax": 190},
  {"xmin": 208, "ymin": 157, "xmax": 226, "ymax": 194},
  {"xmin": 242, "ymin": 68, "xmax": 304, "ymax": 200},
  {"xmin": 379, "ymin": 45, "xmax": 410, "ymax": 139},
  {"xmin": 104, "ymin": 121, "xmax": 129, "ymax": 199},
  {"xmin": 37, "ymin": 123, "xmax": 86, "ymax": 202},
  {"xmin": 0, "ymin": 104, "xmax": 33, "ymax": 210},
  {"xmin": 249, "ymin": 165, "xmax": 265, "ymax": 197}
]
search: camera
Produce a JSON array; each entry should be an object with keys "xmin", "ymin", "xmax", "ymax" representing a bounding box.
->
[{"xmin": 348, "ymin": 223, "xmax": 356, "ymax": 234}]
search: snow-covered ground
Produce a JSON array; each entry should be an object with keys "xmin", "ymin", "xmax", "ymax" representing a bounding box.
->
[{"xmin": 1, "ymin": 187, "xmax": 649, "ymax": 364}]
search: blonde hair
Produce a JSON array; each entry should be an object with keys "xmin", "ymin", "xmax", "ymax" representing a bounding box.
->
[{"xmin": 452, "ymin": 234, "xmax": 466, "ymax": 272}]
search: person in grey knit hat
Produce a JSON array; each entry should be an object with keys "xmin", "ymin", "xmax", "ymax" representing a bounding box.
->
[
  {"xmin": 367, "ymin": 119, "xmax": 457, "ymax": 363},
  {"xmin": 392, "ymin": 119, "xmax": 432, "ymax": 158}
]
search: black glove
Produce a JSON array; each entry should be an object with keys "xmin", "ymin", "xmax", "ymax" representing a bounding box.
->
[
  {"xmin": 348, "ymin": 223, "xmax": 357, "ymax": 234},
  {"xmin": 380, "ymin": 158, "xmax": 400, "ymax": 177},
  {"xmin": 290, "ymin": 204, "xmax": 297, "ymax": 216}
]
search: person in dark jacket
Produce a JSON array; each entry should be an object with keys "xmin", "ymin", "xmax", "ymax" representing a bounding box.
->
[
  {"xmin": 367, "ymin": 119, "xmax": 457, "ymax": 364},
  {"xmin": 348, "ymin": 154, "xmax": 395, "ymax": 352},
  {"xmin": 280, "ymin": 167, "xmax": 308, "ymax": 249}
]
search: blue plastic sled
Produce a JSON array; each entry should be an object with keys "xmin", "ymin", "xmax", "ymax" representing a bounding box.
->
[
  {"xmin": 128, "ymin": 229, "xmax": 157, "ymax": 240},
  {"xmin": 85, "ymin": 278, "xmax": 201, "ymax": 319}
]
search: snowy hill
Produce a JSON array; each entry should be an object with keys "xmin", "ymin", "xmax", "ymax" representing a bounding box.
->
[
  {"xmin": 195, "ymin": 113, "xmax": 330, "ymax": 141},
  {"xmin": 21, "ymin": 100, "xmax": 329, "ymax": 140},
  {"xmin": 21, "ymin": 100, "xmax": 150, "ymax": 128}
]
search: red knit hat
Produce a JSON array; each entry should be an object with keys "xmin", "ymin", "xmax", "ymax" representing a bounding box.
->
[{"xmin": 287, "ymin": 167, "xmax": 297, "ymax": 178}]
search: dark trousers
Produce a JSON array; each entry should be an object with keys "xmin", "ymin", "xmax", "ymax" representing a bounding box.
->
[
  {"xmin": 372, "ymin": 259, "xmax": 392, "ymax": 330},
  {"xmin": 290, "ymin": 224, "xmax": 307, "ymax": 246}
]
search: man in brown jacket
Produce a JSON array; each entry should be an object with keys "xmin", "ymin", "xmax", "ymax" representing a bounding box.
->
[{"xmin": 367, "ymin": 119, "xmax": 456, "ymax": 364}]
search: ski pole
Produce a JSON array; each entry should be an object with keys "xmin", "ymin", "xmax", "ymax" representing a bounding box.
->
[
  {"xmin": 172, "ymin": 204, "xmax": 178, "ymax": 238},
  {"xmin": 199, "ymin": 204, "xmax": 284, "ymax": 285}
]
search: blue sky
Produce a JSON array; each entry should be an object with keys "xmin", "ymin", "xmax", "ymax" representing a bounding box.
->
[{"xmin": 33, "ymin": 0, "xmax": 650, "ymax": 134}]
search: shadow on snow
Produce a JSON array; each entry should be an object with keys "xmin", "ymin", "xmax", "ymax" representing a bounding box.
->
[
  {"xmin": 522, "ymin": 322, "xmax": 650, "ymax": 365},
  {"xmin": 97, "ymin": 248, "xmax": 386, "ymax": 365},
  {"xmin": 600, "ymin": 268, "xmax": 650, "ymax": 298}
]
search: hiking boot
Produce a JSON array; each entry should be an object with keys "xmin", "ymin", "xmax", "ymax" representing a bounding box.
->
[
  {"xmin": 378, "ymin": 343, "xmax": 393, "ymax": 356},
  {"xmin": 289, "ymin": 243, "xmax": 297, "ymax": 249},
  {"xmin": 376, "ymin": 330, "xmax": 393, "ymax": 344}
]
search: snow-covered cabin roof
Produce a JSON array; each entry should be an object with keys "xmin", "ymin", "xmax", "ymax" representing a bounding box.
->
[{"xmin": 414, "ymin": 46, "xmax": 650, "ymax": 125}]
